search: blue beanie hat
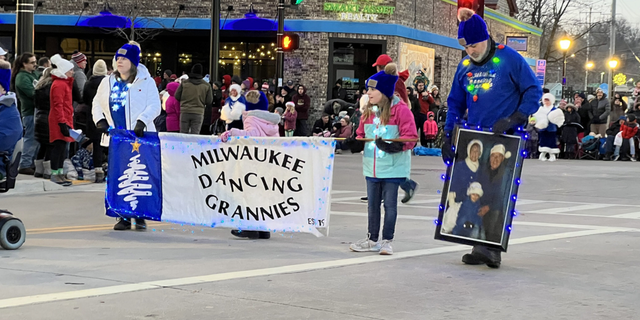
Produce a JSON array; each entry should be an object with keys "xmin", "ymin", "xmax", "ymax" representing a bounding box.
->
[
  {"xmin": 0, "ymin": 62, "xmax": 11, "ymax": 93},
  {"xmin": 115, "ymin": 44, "xmax": 141, "ymax": 67},
  {"xmin": 457, "ymin": 8, "xmax": 490, "ymax": 46},
  {"xmin": 245, "ymin": 90, "xmax": 269, "ymax": 111},
  {"xmin": 366, "ymin": 63, "xmax": 399, "ymax": 98}
]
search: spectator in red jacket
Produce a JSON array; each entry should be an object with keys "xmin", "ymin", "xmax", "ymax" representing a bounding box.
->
[
  {"xmin": 291, "ymin": 85, "xmax": 310, "ymax": 136},
  {"xmin": 283, "ymin": 101, "xmax": 297, "ymax": 136},
  {"xmin": 423, "ymin": 111, "xmax": 438, "ymax": 148},
  {"xmin": 48, "ymin": 54, "xmax": 75, "ymax": 186},
  {"xmin": 613, "ymin": 114, "xmax": 638, "ymax": 161}
]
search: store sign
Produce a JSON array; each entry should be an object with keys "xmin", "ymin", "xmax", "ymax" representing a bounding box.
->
[
  {"xmin": 506, "ymin": 36, "xmax": 529, "ymax": 52},
  {"xmin": 536, "ymin": 60, "xmax": 546, "ymax": 87},
  {"xmin": 324, "ymin": 0, "xmax": 396, "ymax": 22}
]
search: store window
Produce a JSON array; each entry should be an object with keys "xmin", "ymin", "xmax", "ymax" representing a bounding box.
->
[{"xmin": 328, "ymin": 39, "xmax": 386, "ymax": 103}]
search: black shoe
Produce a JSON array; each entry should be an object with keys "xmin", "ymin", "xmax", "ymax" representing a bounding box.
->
[
  {"xmin": 360, "ymin": 196, "xmax": 368, "ymax": 203},
  {"xmin": 258, "ymin": 231, "xmax": 271, "ymax": 239},
  {"xmin": 472, "ymin": 245, "xmax": 502, "ymax": 269},
  {"xmin": 18, "ymin": 167, "xmax": 35, "ymax": 175},
  {"xmin": 114, "ymin": 218, "xmax": 131, "ymax": 230},
  {"xmin": 461, "ymin": 253, "xmax": 484, "ymax": 265},
  {"xmin": 603, "ymin": 154, "xmax": 612, "ymax": 161},
  {"xmin": 401, "ymin": 183, "xmax": 419, "ymax": 204},
  {"xmin": 231, "ymin": 230, "xmax": 260, "ymax": 239},
  {"xmin": 134, "ymin": 218, "xmax": 146, "ymax": 230}
]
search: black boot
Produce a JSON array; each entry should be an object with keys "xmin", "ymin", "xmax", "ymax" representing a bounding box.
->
[
  {"xmin": 134, "ymin": 218, "xmax": 146, "ymax": 230},
  {"xmin": 231, "ymin": 230, "xmax": 260, "ymax": 239},
  {"xmin": 472, "ymin": 245, "xmax": 502, "ymax": 268},
  {"xmin": 114, "ymin": 218, "xmax": 131, "ymax": 230},
  {"xmin": 258, "ymin": 231, "xmax": 271, "ymax": 239},
  {"xmin": 461, "ymin": 252, "xmax": 484, "ymax": 265}
]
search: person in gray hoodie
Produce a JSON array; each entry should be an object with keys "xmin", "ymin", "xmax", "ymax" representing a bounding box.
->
[
  {"xmin": 175, "ymin": 64, "xmax": 214, "ymax": 134},
  {"xmin": 589, "ymin": 88, "xmax": 610, "ymax": 135}
]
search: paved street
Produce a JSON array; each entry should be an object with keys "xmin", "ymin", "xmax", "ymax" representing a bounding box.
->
[{"xmin": 0, "ymin": 154, "xmax": 639, "ymax": 319}]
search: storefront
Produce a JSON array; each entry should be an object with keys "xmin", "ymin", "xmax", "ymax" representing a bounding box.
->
[{"xmin": 0, "ymin": 0, "xmax": 540, "ymax": 120}]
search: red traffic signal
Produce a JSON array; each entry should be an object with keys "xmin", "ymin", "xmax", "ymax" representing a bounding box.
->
[
  {"xmin": 458, "ymin": 0, "xmax": 484, "ymax": 19},
  {"xmin": 282, "ymin": 33, "xmax": 299, "ymax": 52}
]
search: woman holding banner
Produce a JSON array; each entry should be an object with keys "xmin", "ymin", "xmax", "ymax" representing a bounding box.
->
[
  {"xmin": 349, "ymin": 63, "xmax": 418, "ymax": 255},
  {"xmin": 92, "ymin": 42, "xmax": 161, "ymax": 231}
]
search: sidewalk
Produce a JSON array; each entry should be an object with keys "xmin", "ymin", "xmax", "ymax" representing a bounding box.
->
[{"xmin": 4, "ymin": 174, "xmax": 95, "ymax": 195}]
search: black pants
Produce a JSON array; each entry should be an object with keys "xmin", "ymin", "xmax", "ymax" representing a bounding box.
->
[
  {"xmin": 294, "ymin": 119, "xmax": 308, "ymax": 136},
  {"xmin": 51, "ymin": 140, "xmax": 67, "ymax": 171},
  {"xmin": 87, "ymin": 139, "xmax": 105, "ymax": 169},
  {"xmin": 36, "ymin": 142, "xmax": 52, "ymax": 161}
]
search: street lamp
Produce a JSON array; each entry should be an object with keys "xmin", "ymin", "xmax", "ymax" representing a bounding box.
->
[
  {"xmin": 608, "ymin": 59, "xmax": 619, "ymax": 69},
  {"xmin": 559, "ymin": 37, "xmax": 572, "ymax": 99},
  {"xmin": 585, "ymin": 62, "xmax": 594, "ymax": 91}
]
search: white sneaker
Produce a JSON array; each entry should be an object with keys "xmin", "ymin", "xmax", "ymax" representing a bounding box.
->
[
  {"xmin": 350, "ymin": 237, "xmax": 381, "ymax": 252},
  {"xmin": 549, "ymin": 153, "xmax": 557, "ymax": 162},
  {"xmin": 379, "ymin": 240, "xmax": 393, "ymax": 255},
  {"xmin": 539, "ymin": 152, "xmax": 547, "ymax": 161}
]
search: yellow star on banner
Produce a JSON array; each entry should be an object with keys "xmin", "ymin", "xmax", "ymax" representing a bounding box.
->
[{"xmin": 131, "ymin": 140, "xmax": 141, "ymax": 153}]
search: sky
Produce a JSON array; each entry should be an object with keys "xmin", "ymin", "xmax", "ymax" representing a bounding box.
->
[{"xmin": 582, "ymin": 0, "xmax": 639, "ymax": 27}]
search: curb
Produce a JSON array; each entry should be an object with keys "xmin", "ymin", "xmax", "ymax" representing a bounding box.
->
[{"xmin": 10, "ymin": 178, "xmax": 65, "ymax": 194}]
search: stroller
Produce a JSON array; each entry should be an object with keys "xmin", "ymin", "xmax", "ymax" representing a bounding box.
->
[
  {"xmin": 579, "ymin": 134, "xmax": 601, "ymax": 160},
  {"xmin": 0, "ymin": 139, "xmax": 26, "ymax": 250}
]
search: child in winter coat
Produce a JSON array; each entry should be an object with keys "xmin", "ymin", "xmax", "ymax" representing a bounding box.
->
[
  {"xmin": 350, "ymin": 63, "xmax": 418, "ymax": 255},
  {"xmin": 452, "ymin": 182, "xmax": 485, "ymax": 239},
  {"xmin": 220, "ymin": 84, "xmax": 246, "ymax": 130},
  {"xmin": 49, "ymin": 54, "xmax": 76, "ymax": 186},
  {"xmin": 562, "ymin": 103, "xmax": 581, "ymax": 159},
  {"xmin": 525, "ymin": 116, "xmax": 539, "ymax": 159},
  {"xmin": 165, "ymin": 82, "xmax": 181, "ymax": 132},
  {"xmin": 219, "ymin": 108, "xmax": 281, "ymax": 240},
  {"xmin": 532, "ymin": 93, "xmax": 565, "ymax": 161},
  {"xmin": 283, "ymin": 101, "xmax": 297, "ymax": 137},
  {"xmin": 613, "ymin": 114, "xmax": 639, "ymax": 161},
  {"xmin": 422, "ymin": 111, "xmax": 438, "ymax": 148}
]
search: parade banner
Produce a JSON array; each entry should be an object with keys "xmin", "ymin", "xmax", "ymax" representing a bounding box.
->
[
  {"xmin": 434, "ymin": 129, "xmax": 524, "ymax": 251},
  {"xmin": 106, "ymin": 130, "xmax": 336, "ymax": 237}
]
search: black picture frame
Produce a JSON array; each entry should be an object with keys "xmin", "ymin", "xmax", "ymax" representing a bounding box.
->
[{"xmin": 434, "ymin": 128, "xmax": 525, "ymax": 252}]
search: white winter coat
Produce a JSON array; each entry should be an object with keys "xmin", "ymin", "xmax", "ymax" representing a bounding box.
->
[{"xmin": 92, "ymin": 65, "xmax": 161, "ymax": 131}]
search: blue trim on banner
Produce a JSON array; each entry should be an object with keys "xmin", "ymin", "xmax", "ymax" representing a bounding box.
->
[{"xmin": 106, "ymin": 130, "xmax": 163, "ymax": 221}]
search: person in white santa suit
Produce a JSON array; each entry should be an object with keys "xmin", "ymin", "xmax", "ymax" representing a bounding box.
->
[{"xmin": 532, "ymin": 93, "xmax": 565, "ymax": 161}]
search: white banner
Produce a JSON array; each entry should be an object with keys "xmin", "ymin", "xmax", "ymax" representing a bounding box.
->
[{"xmin": 159, "ymin": 134, "xmax": 336, "ymax": 236}]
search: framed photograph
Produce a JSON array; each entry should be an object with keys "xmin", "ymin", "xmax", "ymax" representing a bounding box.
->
[
  {"xmin": 505, "ymin": 36, "xmax": 529, "ymax": 52},
  {"xmin": 434, "ymin": 128, "xmax": 525, "ymax": 251}
]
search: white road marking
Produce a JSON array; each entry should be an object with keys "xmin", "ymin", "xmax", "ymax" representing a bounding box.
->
[
  {"xmin": 330, "ymin": 211, "xmax": 640, "ymax": 231},
  {"xmin": 525, "ymin": 204, "xmax": 613, "ymax": 214},
  {"xmin": 0, "ymin": 228, "xmax": 625, "ymax": 310},
  {"xmin": 611, "ymin": 212, "xmax": 640, "ymax": 219}
]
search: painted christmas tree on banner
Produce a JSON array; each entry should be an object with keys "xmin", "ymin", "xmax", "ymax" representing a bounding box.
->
[{"xmin": 118, "ymin": 152, "xmax": 153, "ymax": 211}]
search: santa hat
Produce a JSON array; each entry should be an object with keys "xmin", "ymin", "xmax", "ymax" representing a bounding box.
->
[
  {"xmin": 457, "ymin": 8, "xmax": 490, "ymax": 46},
  {"xmin": 466, "ymin": 139, "xmax": 483, "ymax": 157},
  {"xmin": 262, "ymin": 83, "xmax": 269, "ymax": 91},
  {"xmin": 490, "ymin": 144, "xmax": 512, "ymax": 159},
  {"xmin": 366, "ymin": 63, "xmax": 399, "ymax": 98},
  {"xmin": 286, "ymin": 101, "xmax": 295, "ymax": 108},
  {"xmin": 542, "ymin": 93, "xmax": 556, "ymax": 105},
  {"xmin": 467, "ymin": 182, "xmax": 484, "ymax": 197}
]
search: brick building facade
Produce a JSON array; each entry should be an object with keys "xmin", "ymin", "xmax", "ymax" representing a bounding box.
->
[{"xmin": 0, "ymin": 0, "xmax": 541, "ymax": 123}]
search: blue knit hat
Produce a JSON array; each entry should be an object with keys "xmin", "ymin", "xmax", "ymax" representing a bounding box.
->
[
  {"xmin": 0, "ymin": 62, "xmax": 11, "ymax": 93},
  {"xmin": 457, "ymin": 8, "xmax": 490, "ymax": 46},
  {"xmin": 115, "ymin": 44, "xmax": 140, "ymax": 67},
  {"xmin": 366, "ymin": 63, "xmax": 399, "ymax": 98},
  {"xmin": 245, "ymin": 90, "xmax": 269, "ymax": 111}
]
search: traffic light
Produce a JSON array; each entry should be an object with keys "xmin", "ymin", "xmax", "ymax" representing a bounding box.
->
[
  {"xmin": 290, "ymin": 0, "xmax": 304, "ymax": 5},
  {"xmin": 282, "ymin": 33, "xmax": 299, "ymax": 52},
  {"xmin": 458, "ymin": 0, "xmax": 484, "ymax": 19}
]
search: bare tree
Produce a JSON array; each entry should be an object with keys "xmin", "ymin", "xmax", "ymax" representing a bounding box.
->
[{"xmin": 101, "ymin": 0, "xmax": 176, "ymax": 43}]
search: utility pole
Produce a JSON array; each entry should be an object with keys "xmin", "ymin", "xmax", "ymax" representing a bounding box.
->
[
  {"xmin": 607, "ymin": 0, "xmax": 616, "ymax": 101},
  {"xmin": 209, "ymin": 0, "xmax": 220, "ymax": 84},
  {"xmin": 15, "ymin": 0, "xmax": 35, "ymax": 55},
  {"xmin": 276, "ymin": 0, "xmax": 285, "ymax": 87},
  {"xmin": 584, "ymin": 7, "xmax": 592, "ymax": 92}
]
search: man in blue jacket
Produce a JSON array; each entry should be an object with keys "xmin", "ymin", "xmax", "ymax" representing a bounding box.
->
[
  {"xmin": 0, "ymin": 60, "xmax": 23, "ymax": 183},
  {"xmin": 442, "ymin": 8, "xmax": 542, "ymax": 268}
]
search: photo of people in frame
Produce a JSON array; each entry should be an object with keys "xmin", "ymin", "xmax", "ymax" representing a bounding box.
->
[{"xmin": 437, "ymin": 129, "xmax": 523, "ymax": 250}]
